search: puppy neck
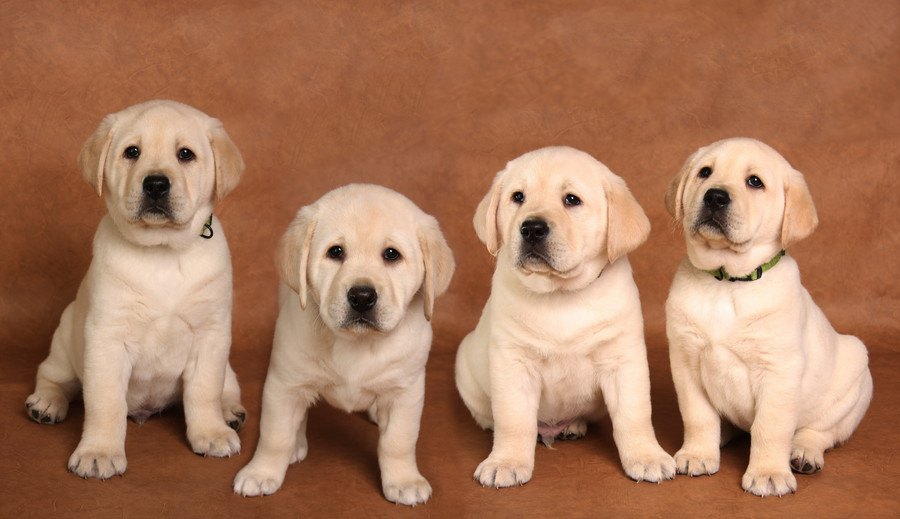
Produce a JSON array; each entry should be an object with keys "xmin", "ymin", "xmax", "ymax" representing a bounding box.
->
[
  {"xmin": 498, "ymin": 248, "xmax": 609, "ymax": 295},
  {"xmin": 686, "ymin": 239, "xmax": 784, "ymax": 279},
  {"xmin": 104, "ymin": 207, "xmax": 217, "ymax": 251}
]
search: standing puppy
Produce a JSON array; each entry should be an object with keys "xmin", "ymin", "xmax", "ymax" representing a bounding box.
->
[
  {"xmin": 456, "ymin": 146, "xmax": 675, "ymax": 488},
  {"xmin": 665, "ymin": 138, "xmax": 873, "ymax": 496},
  {"xmin": 233, "ymin": 184, "xmax": 454, "ymax": 506},
  {"xmin": 26, "ymin": 100, "xmax": 246, "ymax": 478}
]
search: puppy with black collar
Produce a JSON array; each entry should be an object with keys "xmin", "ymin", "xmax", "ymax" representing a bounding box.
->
[
  {"xmin": 26, "ymin": 100, "xmax": 247, "ymax": 478},
  {"xmin": 665, "ymin": 138, "xmax": 873, "ymax": 496}
]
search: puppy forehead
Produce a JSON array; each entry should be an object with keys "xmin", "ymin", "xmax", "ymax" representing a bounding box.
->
[
  {"xmin": 507, "ymin": 148, "xmax": 606, "ymax": 194},
  {"xmin": 701, "ymin": 139, "xmax": 791, "ymax": 175},
  {"xmin": 315, "ymin": 188, "xmax": 424, "ymax": 249}
]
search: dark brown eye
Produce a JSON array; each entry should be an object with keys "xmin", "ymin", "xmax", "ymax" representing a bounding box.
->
[
  {"xmin": 383, "ymin": 248, "xmax": 401, "ymax": 262},
  {"xmin": 177, "ymin": 148, "xmax": 195, "ymax": 161},
  {"xmin": 563, "ymin": 194, "xmax": 581, "ymax": 206},
  {"xmin": 698, "ymin": 166, "xmax": 712, "ymax": 179},
  {"xmin": 512, "ymin": 191, "xmax": 525, "ymax": 204},
  {"xmin": 326, "ymin": 245, "xmax": 344, "ymax": 260},
  {"xmin": 746, "ymin": 175, "xmax": 765, "ymax": 189},
  {"xmin": 124, "ymin": 146, "xmax": 140, "ymax": 159}
]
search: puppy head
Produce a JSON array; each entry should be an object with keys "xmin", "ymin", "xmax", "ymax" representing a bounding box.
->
[
  {"xmin": 278, "ymin": 184, "xmax": 454, "ymax": 335},
  {"xmin": 665, "ymin": 138, "xmax": 818, "ymax": 271},
  {"xmin": 79, "ymin": 100, "xmax": 244, "ymax": 247},
  {"xmin": 474, "ymin": 146, "xmax": 649, "ymax": 293}
]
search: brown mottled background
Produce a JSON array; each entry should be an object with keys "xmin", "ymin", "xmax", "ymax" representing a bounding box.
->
[{"xmin": 1, "ymin": 1, "xmax": 898, "ymax": 516}]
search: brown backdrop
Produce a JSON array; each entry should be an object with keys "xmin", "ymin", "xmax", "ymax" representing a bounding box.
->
[{"xmin": 1, "ymin": 1, "xmax": 898, "ymax": 517}]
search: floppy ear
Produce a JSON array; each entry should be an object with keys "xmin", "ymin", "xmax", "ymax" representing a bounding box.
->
[
  {"xmin": 473, "ymin": 169, "xmax": 505, "ymax": 255},
  {"xmin": 78, "ymin": 114, "xmax": 118, "ymax": 197},
  {"xmin": 665, "ymin": 148, "xmax": 702, "ymax": 220},
  {"xmin": 418, "ymin": 216, "xmax": 456, "ymax": 321},
  {"xmin": 781, "ymin": 169, "xmax": 818, "ymax": 248},
  {"xmin": 276, "ymin": 205, "xmax": 318, "ymax": 309},
  {"xmin": 605, "ymin": 174, "xmax": 651, "ymax": 263},
  {"xmin": 208, "ymin": 119, "xmax": 244, "ymax": 201}
]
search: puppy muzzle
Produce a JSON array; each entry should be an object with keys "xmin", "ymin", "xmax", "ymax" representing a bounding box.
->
[
  {"xmin": 694, "ymin": 188, "xmax": 731, "ymax": 237},
  {"xmin": 138, "ymin": 174, "xmax": 174, "ymax": 221},
  {"xmin": 339, "ymin": 285, "xmax": 383, "ymax": 333}
]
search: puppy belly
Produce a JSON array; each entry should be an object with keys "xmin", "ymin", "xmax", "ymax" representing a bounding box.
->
[
  {"xmin": 123, "ymin": 317, "xmax": 192, "ymax": 419},
  {"xmin": 537, "ymin": 376, "xmax": 602, "ymax": 429},
  {"xmin": 698, "ymin": 346, "xmax": 755, "ymax": 430},
  {"xmin": 322, "ymin": 386, "xmax": 376, "ymax": 414}
]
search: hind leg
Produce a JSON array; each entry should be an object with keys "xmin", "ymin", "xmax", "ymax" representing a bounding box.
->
[
  {"xmin": 222, "ymin": 363, "xmax": 247, "ymax": 431},
  {"xmin": 455, "ymin": 336, "xmax": 493, "ymax": 430},
  {"xmin": 792, "ymin": 368, "xmax": 872, "ymax": 474},
  {"xmin": 26, "ymin": 326, "xmax": 80, "ymax": 424}
]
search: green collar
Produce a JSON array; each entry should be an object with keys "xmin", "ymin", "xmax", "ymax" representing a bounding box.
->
[
  {"xmin": 706, "ymin": 250, "xmax": 785, "ymax": 282},
  {"xmin": 200, "ymin": 214, "xmax": 214, "ymax": 239}
]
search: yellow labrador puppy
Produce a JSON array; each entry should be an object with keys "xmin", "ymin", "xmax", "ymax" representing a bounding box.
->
[
  {"xmin": 233, "ymin": 184, "xmax": 454, "ymax": 506},
  {"xmin": 665, "ymin": 138, "xmax": 873, "ymax": 496},
  {"xmin": 25, "ymin": 100, "xmax": 246, "ymax": 478},
  {"xmin": 455, "ymin": 146, "xmax": 675, "ymax": 488}
]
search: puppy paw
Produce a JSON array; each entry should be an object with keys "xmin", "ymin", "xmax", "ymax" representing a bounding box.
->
[
  {"xmin": 790, "ymin": 445, "xmax": 824, "ymax": 474},
  {"xmin": 25, "ymin": 391, "xmax": 69, "ymax": 424},
  {"xmin": 621, "ymin": 446, "xmax": 676, "ymax": 483},
  {"xmin": 188, "ymin": 425, "xmax": 240, "ymax": 457},
  {"xmin": 742, "ymin": 467, "xmax": 797, "ymax": 497},
  {"xmin": 474, "ymin": 457, "xmax": 533, "ymax": 488},
  {"xmin": 233, "ymin": 463, "xmax": 285, "ymax": 497},
  {"xmin": 383, "ymin": 476, "xmax": 432, "ymax": 506},
  {"xmin": 289, "ymin": 439, "xmax": 308, "ymax": 464},
  {"xmin": 560, "ymin": 418, "xmax": 588, "ymax": 440},
  {"xmin": 223, "ymin": 404, "xmax": 247, "ymax": 432},
  {"xmin": 68, "ymin": 444, "xmax": 127, "ymax": 479},
  {"xmin": 674, "ymin": 447, "xmax": 720, "ymax": 476}
]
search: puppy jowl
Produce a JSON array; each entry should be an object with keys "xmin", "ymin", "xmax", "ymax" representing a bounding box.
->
[
  {"xmin": 26, "ymin": 100, "xmax": 246, "ymax": 479},
  {"xmin": 455, "ymin": 146, "xmax": 675, "ymax": 488}
]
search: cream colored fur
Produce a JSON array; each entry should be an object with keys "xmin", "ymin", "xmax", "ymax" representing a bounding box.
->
[
  {"xmin": 455, "ymin": 146, "xmax": 675, "ymax": 488},
  {"xmin": 233, "ymin": 184, "xmax": 454, "ymax": 506},
  {"xmin": 665, "ymin": 137, "xmax": 872, "ymax": 496},
  {"xmin": 25, "ymin": 100, "xmax": 246, "ymax": 479}
]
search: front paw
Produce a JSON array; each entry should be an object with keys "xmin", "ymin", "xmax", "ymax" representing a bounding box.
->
[
  {"xmin": 68, "ymin": 444, "xmax": 127, "ymax": 479},
  {"xmin": 188, "ymin": 425, "xmax": 240, "ymax": 457},
  {"xmin": 233, "ymin": 462, "xmax": 286, "ymax": 497},
  {"xmin": 621, "ymin": 445, "xmax": 676, "ymax": 483},
  {"xmin": 674, "ymin": 447, "xmax": 720, "ymax": 476},
  {"xmin": 474, "ymin": 456, "xmax": 533, "ymax": 488},
  {"xmin": 383, "ymin": 475, "xmax": 432, "ymax": 506},
  {"xmin": 742, "ymin": 467, "xmax": 797, "ymax": 497}
]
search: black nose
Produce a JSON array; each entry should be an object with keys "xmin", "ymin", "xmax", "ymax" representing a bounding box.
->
[
  {"xmin": 143, "ymin": 175, "xmax": 170, "ymax": 200},
  {"xmin": 520, "ymin": 219, "xmax": 549, "ymax": 244},
  {"xmin": 703, "ymin": 189, "xmax": 730, "ymax": 212},
  {"xmin": 347, "ymin": 285, "xmax": 377, "ymax": 313}
]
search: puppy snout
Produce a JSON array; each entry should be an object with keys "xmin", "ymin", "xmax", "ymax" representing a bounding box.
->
[
  {"xmin": 520, "ymin": 219, "xmax": 549, "ymax": 244},
  {"xmin": 703, "ymin": 188, "xmax": 730, "ymax": 212},
  {"xmin": 347, "ymin": 285, "xmax": 377, "ymax": 313},
  {"xmin": 143, "ymin": 175, "xmax": 170, "ymax": 200}
]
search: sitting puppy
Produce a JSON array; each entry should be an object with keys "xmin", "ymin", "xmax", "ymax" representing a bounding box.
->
[
  {"xmin": 233, "ymin": 184, "xmax": 454, "ymax": 506},
  {"xmin": 455, "ymin": 146, "xmax": 675, "ymax": 488},
  {"xmin": 665, "ymin": 138, "xmax": 873, "ymax": 497},
  {"xmin": 25, "ymin": 100, "xmax": 247, "ymax": 478}
]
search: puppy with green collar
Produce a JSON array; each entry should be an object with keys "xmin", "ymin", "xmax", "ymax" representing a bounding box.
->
[{"xmin": 665, "ymin": 138, "xmax": 872, "ymax": 496}]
